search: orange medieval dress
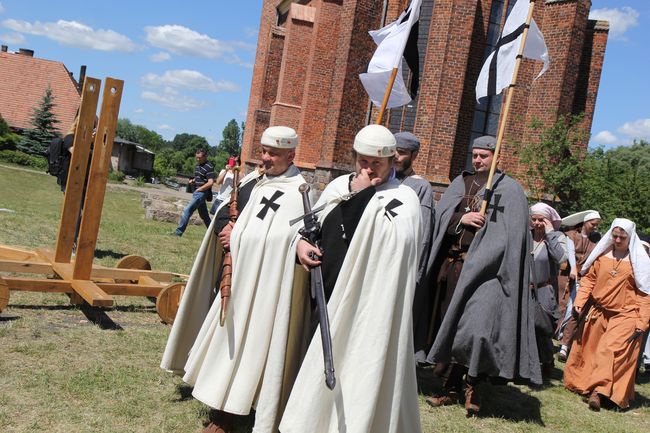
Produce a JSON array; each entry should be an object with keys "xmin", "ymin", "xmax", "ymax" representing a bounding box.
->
[{"xmin": 563, "ymin": 256, "xmax": 650, "ymax": 408}]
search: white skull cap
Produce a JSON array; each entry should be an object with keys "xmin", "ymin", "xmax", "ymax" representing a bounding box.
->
[
  {"xmin": 261, "ymin": 126, "xmax": 298, "ymax": 149},
  {"xmin": 353, "ymin": 124, "xmax": 396, "ymax": 157}
]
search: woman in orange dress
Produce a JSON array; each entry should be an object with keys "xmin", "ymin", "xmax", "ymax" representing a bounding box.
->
[{"xmin": 564, "ymin": 218, "xmax": 650, "ymax": 411}]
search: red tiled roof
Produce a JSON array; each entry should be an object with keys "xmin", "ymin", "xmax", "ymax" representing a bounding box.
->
[{"xmin": 0, "ymin": 51, "xmax": 80, "ymax": 133}]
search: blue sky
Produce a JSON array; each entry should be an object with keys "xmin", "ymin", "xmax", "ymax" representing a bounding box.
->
[{"xmin": 0, "ymin": 1, "xmax": 647, "ymax": 148}]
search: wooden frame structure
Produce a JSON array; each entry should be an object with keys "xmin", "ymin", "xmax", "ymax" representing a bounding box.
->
[{"xmin": 0, "ymin": 77, "xmax": 185, "ymax": 324}]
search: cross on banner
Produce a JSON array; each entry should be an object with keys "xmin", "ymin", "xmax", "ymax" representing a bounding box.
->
[
  {"xmin": 384, "ymin": 198, "xmax": 403, "ymax": 218},
  {"xmin": 487, "ymin": 193, "xmax": 505, "ymax": 222},
  {"xmin": 487, "ymin": 23, "xmax": 527, "ymax": 96},
  {"xmin": 257, "ymin": 190, "xmax": 284, "ymax": 220}
]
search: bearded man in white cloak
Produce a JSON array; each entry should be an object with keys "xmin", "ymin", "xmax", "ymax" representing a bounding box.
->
[
  {"xmin": 161, "ymin": 126, "xmax": 311, "ymax": 433},
  {"xmin": 279, "ymin": 124, "xmax": 423, "ymax": 433}
]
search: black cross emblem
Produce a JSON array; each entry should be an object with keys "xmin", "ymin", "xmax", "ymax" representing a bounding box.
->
[
  {"xmin": 487, "ymin": 23, "xmax": 527, "ymax": 96},
  {"xmin": 487, "ymin": 193, "xmax": 504, "ymax": 222},
  {"xmin": 257, "ymin": 190, "xmax": 284, "ymax": 220},
  {"xmin": 385, "ymin": 199, "xmax": 403, "ymax": 219}
]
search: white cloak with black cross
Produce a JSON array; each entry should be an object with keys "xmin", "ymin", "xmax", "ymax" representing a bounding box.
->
[
  {"xmin": 279, "ymin": 175, "xmax": 422, "ymax": 433},
  {"xmin": 161, "ymin": 165, "xmax": 310, "ymax": 433}
]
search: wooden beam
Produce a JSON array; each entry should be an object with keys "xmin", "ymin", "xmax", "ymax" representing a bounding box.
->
[
  {"xmin": 0, "ymin": 259, "xmax": 53, "ymax": 274},
  {"xmin": 3, "ymin": 277, "xmax": 72, "ymax": 293},
  {"xmin": 70, "ymin": 280, "xmax": 113, "ymax": 307},
  {"xmin": 96, "ymin": 283, "xmax": 162, "ymax": 297},
  {"xmin": 91, "ymin": 267, "xmax": 174, "ymax": 282},
  {"xmin": 138, "ymin": 275, "xmax": 164, "ymax": 287},
  {"xmin": 0, "ymin": 245, "xmax": 40, "ymax": 261},
  {"xmin": 74, "ymin": 78, "xmax": 124, "ymax": 280},
  {"xmin": 54, "ymin": 78, "xmax": 102, "ymax": 263}
]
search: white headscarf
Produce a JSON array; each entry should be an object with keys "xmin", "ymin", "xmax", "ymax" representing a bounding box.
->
[
  {"xmin": 561, "ymin": 210, "xmax": 601, "ymax": 228},
  {"xmin": 530, "ymin": 202, "xmax": 562, "ymax": 230},
  {"xmin": 581, "ymin": 218, "xmax": 650, "ymax": 294}
]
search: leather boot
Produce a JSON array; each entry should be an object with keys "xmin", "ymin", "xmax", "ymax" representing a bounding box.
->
[
  {"xmin": 425, "ymin": 390, "xmax": 460, "ymax": 407},
  {"xmin": 464, "ymin": 382, "xmax": 481, "ymax": 417},
  {"xmin": 588, "ymin": 391, "xmax": 601, "ymax": 412}
]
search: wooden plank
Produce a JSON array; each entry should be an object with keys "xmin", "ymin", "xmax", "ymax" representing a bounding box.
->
[
  {"xmin": 97, "ymin": 283, "xmax": 162, "ymax": 297},
  {"xmin": 3, "ymin": 277, "xmax": 72, "ymax": 293},
  {"xmin": 91, "ymin": 267, "xmax": 174, "ymax": 282},
  {"xmin": 54, "ymin": 78, "xmax": 102, "ymax": 263},
  {"xmin": 70, "ymin": 279, "xmax": 113, "ymax": 307},
  {"xmin": 0, "ymin": 259, "xmax": 53, "ymax": 274},
  {"xmin": 74, "ymin": 78, "xmax": 124, "ymax": 280},
  {"xmin": 138, "ymin": 275, "xmax": 164, "ymax": 287},
  {"xmin": 0, "ymin": 245, "xmax": 40, "ymax": 261}
]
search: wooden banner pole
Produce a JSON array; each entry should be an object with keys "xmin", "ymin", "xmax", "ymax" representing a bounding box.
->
[
  {"xmin": 375, "ymin": 67, "xmax": 399, "ymax": 125},
  {"xmin": 479, "ymin": 0, "xmax": 536, "ymax": 215}
]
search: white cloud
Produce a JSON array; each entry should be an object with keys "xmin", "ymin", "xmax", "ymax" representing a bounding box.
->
[
  {"xmin": 157, "ymin": 124, "xmax": 174, "ymax": 131},
  {"xmin": 141, "ymin": 87, "xmax": 205, "ymax": 111},
  {"xmin": 141, "ymin": 69, "xmax": 239, "ymax": 92},
  {"xmin": 589, "ymin": 7, "xmax": 639, "ymax": 41},
  {"xmin": 618, "ymin": 118, "xmax": 650, "ymax": 140},
  {"xmin": 0, "ymin": 32, "xmax": 24, "ymax": 44},
  {"xmin": 1, "ymin": 18, "xmax": 138, "ymax": 52},
  {"xmin": 591, "ymin": 130, "xmax": 619, "ymax": 146},
  {"xmin": 133, "ymin": 108, "xmax": 144, "ymax": 113},
  {"xmin": 144, "ymin": 24, "xmax": 234, "ymax": 59},
  {"xmin": 0, "ymin": 3, "xmax": 5, "ymax": 14},
  {"xmin": 243, "ymin": 26, "xmax": 258, "ymax": 38},
  {"xmin": 149, "ymin": 51, "xmax": 171, "ymax": 62}
]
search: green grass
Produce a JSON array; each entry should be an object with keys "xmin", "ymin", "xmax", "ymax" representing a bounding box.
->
[{"xmin": 1, "ymin": 163, "xmax": 649, "ymax": 432}]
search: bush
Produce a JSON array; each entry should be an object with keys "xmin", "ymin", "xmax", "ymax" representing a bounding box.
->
[
  {"xmin": 135, "ymin": 176, "xmax": 146, "ymax": 187},
  {"xmin": 0, "ymin": 149, "xmax": 48, "ymax": 170},
  {"xmin": 108, "ymin": 170, "xmax": 126, "ymax": 183}
]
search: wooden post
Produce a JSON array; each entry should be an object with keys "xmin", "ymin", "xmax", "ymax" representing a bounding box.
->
[
  {"xmin": 54, "ymin": 78, "xmax": 101, "ymax": 263},
  {"xmin": 73, "ymin": 78, "xmax": 124, "ymax": 280},
  {"xmin": 479, "ymin": 0, "xmax": 536, "ymax": 215},
  {"xmin": 375, "ymin": 67, "xmax": 399, "ymax": 125}
]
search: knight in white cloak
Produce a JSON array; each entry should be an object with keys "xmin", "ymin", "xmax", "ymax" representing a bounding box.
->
[
  {"xmin": 279, "ymin": 125, "xmax": 422, "ymax": 433},
  {"xmin": 160, "ymin": 126, "xmax": 310, "ymax": 433},
  {"xmin": 424, "ymin": 136, "xmax": 541, "ymax": 416}
]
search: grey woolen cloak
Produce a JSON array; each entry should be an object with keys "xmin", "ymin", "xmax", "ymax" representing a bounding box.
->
[{"xmin": 425, "ymin": 171, "xmax": 542, "ymax": 385}]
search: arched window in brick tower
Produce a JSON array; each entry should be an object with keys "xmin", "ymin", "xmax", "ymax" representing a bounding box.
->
[
  {"xmin": 467, "ymin": 0, "xmax": 516, "ymax": 168},
  {"xmin": 388, "ymin": 0, "xmax": 435, "ymax": 134}
]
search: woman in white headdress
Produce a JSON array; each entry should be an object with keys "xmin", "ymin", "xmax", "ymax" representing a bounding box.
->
[
  {"xmin": 563, "ymin": 218, "xmax": 650, "ymax": 411},
  {"xmin": 529, "ymin": 203, "xmax": 567, "ymax": 378}
]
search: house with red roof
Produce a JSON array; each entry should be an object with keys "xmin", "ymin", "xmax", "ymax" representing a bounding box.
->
[{"xmin": 0, "ymin": 46, "xmax": 81, "ymax": 134}]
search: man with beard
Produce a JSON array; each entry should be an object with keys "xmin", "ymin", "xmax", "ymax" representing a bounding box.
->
[
  {"xmin": 393, "ymin": 132, "xmax": 435, "ymax": 364},
  {"xmin": 161, "ymin": 126, "xmax": 310, "ymax": 433},
  {"xmin": 424, "ymin": 136, "xmax": 541, "ymax": 416},
  {"xmin": 279, "ymin": 125, "xmax": 422, "ymax": 433}
]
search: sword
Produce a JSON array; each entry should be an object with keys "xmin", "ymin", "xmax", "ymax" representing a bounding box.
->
[{"xmin": 295, "ymin": 183, "xmax": 336, "ymax": 390}]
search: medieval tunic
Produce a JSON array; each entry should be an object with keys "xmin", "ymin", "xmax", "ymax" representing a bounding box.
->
[
  {"xmin": 558, "ymin": 229, "xmax": 602, "ymax": 345},
  {"xmin": 161, "ymin": 165, "xmax": 310, "ymax": 433},
  {"xmin": 564, "ymin": 256, "xmax": 650, "ymax": 408},
  {"xmin": 425, "ymin": 171, "xmax": 541, "ymax": 385},
  {"xmin": 530, "ymin": 230, "xmax": 567, "ymax": 364},
  {"xmin": 279, "ymin": 175, "xmax": 422, "ymax": 433},
  {"xmin": 412, "ymin": 173, "xmax": 480, "ymax": 355}
]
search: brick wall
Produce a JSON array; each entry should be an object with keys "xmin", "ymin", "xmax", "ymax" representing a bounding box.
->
[{"xmin": 242, "ymin": 0, "xmax": 608, "ymax": 193}]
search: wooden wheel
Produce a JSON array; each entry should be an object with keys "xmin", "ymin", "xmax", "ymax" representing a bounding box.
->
[
  {"xmin": 156, "ymin": 282, "xmax": 185, "ymax": 325},
  {"xmin": 115, "ymin": 255, "xmax": 152, "ymax": 283},
  {"xmin": 0, "ymin": 277, "xmax": 9, "ymax": 313}
]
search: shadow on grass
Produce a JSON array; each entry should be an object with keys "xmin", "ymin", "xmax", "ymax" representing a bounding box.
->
[
  {"xmin": 0, "ymin": 313, "xmax": 21, "ymax": 321},
  {"xmin": 94, "ymin": 248, "xmax": 128, "ymax": 260},
  {"xmin": 80, "ymin": 304, "xmax": 123, "ymax": 330},
  {"xmin": 9, "ymin": 303, "xmax": 79, "ymax": 311},
  {"xmin": 417, "ymin": 365, "xmax": 544, "ymax": 425},
  {"xmin": 630, "ymin": 392, "xmax": 650, "ymax": 409},
  {"xmin": 174, "ymin": 384, "xmax": 195, "ymax": 402},
  {"xmin": 111, "ymin": 304, "xmax": 157, "ymax": 313},
  {"xmin": 204, "ymin": 409, "xmax": 255, "ymax": 433}
]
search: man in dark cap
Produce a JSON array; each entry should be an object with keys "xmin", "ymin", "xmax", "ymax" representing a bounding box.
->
[
  {"xmin": 423, "ymin": 135, "xmax": 540, "ymax": 416},
  {"xmin": 394, "ymin": 132, "xmax": 435, "ymax": 364}
]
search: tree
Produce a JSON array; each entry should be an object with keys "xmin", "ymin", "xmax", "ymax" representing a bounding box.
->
[
  {"xmin": 518, "ymin": 114, "xmax": 589, "ymax": 214},
  {"xmin": 0, "ymin": 113, "xmax": 20, "ymax": 150},
  {"xmin": 171, "ymin": 133, "xmax": 210, "ymax": 157},
  {"xmin": 116, "ymin": 118, "xmax": 166, "ymax": 152},
  {"xmin": 218, "ymin": 119, "xmax": 242, "ymax": 156},
  {"xmin": 17, "ymin": 86, "xmax": 61, "ymax": 155}
]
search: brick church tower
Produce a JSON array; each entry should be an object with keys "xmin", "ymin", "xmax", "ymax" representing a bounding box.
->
[{"xmin": 241, "ymin": 0, "xmax": 608, "ymax": 194}]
